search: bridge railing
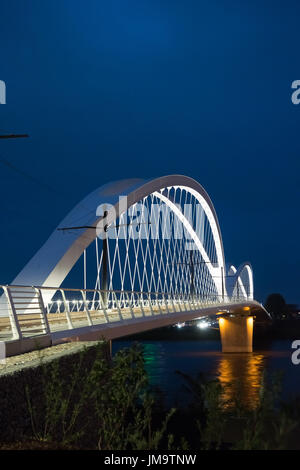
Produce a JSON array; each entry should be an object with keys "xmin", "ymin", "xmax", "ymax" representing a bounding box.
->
[{"xmin": 0, "ymin": 284, "xmax": 251, "ymax": 342}]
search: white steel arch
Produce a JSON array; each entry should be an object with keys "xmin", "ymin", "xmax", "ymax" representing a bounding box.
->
[
  {"xmin": 226, "ymin": 263, "xmax": 253, "ymax": 300},
  {"xmin": 11, "ymin": 175, "xmax": 231, "ymax": 301},
  {"xmin": 153, "ymin": 190, "xmax": 224, "ymax": 294}
]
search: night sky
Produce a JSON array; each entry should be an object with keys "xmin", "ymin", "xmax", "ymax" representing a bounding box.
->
[{"xmin": 0, "ymin": 0, "xmax": 299, "ymax": 304}]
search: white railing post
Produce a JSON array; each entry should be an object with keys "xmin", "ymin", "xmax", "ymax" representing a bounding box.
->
[
  {"xmin": 4, "ymin": 286, "xmax": 22, "ymax": 340},
  {"xmin": 162, "ymin": 293, "xmax": 170, "ymax": 314},
  {"xmin": 139, "ymin": 293, "xmax": 146, "ymax": 317},
  {"xmin": 125, "ymin": 292, "xmax": 135, "ymax": 319},
  {"xmin": 187, "ymin": 294, "xmax": 193, "ymax": 310},
  {"xmin": 60, "ymin": 289, "xmax": 74, "ymax": 329},
  {"xmin": 169, "ymin": 293, "xmax": 176, "ymax": 314},
  {"xmin": 80, "ymin": 290, "xmax": 93, "ymax": 326},
  {"xmin": 99, "ymin": 290, "xmax": 109, "ymax": 323},
  {"xmin": 35, "ymin": 288, "xmax": 50, "ymax": 334},
  {"xmin": 156, "ymin": 293, "xmax": 163, "ymax": 315},
  {"xmin": 147, "ymin": 293, "xmax": 154, "ymax": 316},
  {"xmin": 113, "ymin": 292, "xmax": 123, "ymax": 321},
  {"xmin": 176, "ymin": 293, "xmax": 183, "ymax": 313}
]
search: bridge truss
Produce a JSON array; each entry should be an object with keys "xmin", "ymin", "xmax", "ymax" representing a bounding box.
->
[{"xmin": 0, "ymin": 175, "xmax": 255, "ymax": 344}]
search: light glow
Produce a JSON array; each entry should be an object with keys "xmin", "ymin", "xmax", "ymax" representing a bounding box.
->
[{"xmin": 197, "ymin": 321, "xmax": 209, "ymax": 329}]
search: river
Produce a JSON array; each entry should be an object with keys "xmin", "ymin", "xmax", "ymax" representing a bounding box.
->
[{"xmin": 113, "ymin": 335, "xmax": 300, "ymax": 410}]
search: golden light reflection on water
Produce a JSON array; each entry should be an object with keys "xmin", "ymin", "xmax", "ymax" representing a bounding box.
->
[
  {"xmin": 217, "ymin": 353, "xmax": 265, "ymax": 410},
  {"xmin": 143, "ymin": 344, "xmax": 267, "ymax": 409},
  {"xmin": 115, "ymin": 340, "xmax": 291, "ymax": 410}
]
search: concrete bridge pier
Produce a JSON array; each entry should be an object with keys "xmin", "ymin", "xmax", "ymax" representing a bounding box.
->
[{"xmin": 219, "ymin": 315, "xmax": 253, "ymax": 353}]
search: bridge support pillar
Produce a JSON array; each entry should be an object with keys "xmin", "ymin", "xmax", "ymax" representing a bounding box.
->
[{"xmin": 219, "ymin": 316, "xmax": 253, "ymax": 353}]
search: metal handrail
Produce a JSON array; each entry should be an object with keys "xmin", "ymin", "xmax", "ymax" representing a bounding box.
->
[
  {"xmin": 0, "ymin": 284, "xmax": 253, "ymax": 342},
  {"xmin": 0, "ymin": 284, "xmax": 249, "ymax": 300}
]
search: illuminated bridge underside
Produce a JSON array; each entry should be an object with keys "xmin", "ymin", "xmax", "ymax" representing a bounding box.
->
[{"xmin": 0, "ymin": 175, "xmax": 267, "ymax": 355}]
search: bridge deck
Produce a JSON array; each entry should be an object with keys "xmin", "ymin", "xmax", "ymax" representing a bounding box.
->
[
  {"xmin": 0, "ymin": 306, "xmax": 163, "ymax": 340},
  {"xmin": 0, "ymin": 285, "xmax": 268, "ymax": 357},
  {"xmin": 0, "ymin": 302, "xmax": 223, "ymax": 340}
]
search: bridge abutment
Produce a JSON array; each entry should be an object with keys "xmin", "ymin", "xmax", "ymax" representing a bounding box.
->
[{"xmin": 219, "ymin": 316, "xmax": 253, "ymax": 353}]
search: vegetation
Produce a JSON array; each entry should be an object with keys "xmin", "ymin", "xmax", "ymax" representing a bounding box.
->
[
  {"xmin": 0, "ymin": 341, "xmax": 299, "ymax": 450},
  {"xmin": 264, "ymin": 293, "xmax": 287, "ymax": 319},
  {"xmin": 23, "ymin": 342, "xmax": 175, "ymax": 450}
]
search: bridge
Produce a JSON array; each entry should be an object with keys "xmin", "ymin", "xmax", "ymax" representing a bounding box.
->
[{"xmin": 0, "ymin": 175, "xmax": 268, "ymax": 357}]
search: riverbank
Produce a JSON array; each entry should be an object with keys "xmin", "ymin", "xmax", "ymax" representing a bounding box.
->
[
  {"xmin": 0, "ymin": 341, "xmax": 106, "ymax": 443},
  {"xmin": 0, "ymin": 341, "xmax": 100, "ymax": 376}
]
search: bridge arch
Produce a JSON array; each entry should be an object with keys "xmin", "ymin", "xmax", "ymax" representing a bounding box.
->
[
  {"xmin": 226, "ymin": 262, "xmax": 254, "ymax": 300},
  {"xmin": 11, "ymin": 175, "xmax": 230, "ymax": 301}
]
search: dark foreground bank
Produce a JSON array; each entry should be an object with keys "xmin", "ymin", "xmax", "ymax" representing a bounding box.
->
[{"xmin": 0, "ymin": 340, "xmax": 299, "ymax": 450}]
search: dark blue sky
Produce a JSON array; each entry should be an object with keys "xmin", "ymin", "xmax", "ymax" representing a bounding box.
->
[{"xmin": 0, "ymin": 0, "xmax": 299, "ymax": 303}]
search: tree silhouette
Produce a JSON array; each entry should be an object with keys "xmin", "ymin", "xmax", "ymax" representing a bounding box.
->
[{"xmin": 264, "ymin": 293, "xmax": 287, "ymax": 319}]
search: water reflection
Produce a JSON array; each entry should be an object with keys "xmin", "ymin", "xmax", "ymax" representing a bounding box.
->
[
  {"xmin": 217, "ymin": 353, "xmax": 266, "ymax": 409},
  {"xmin": 143, "ymin": 342, "xmax": 167, "ymax": 388},
  {"xmin": 113, "ymin": 340, "xmax": 293, "ymax": 410}
]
